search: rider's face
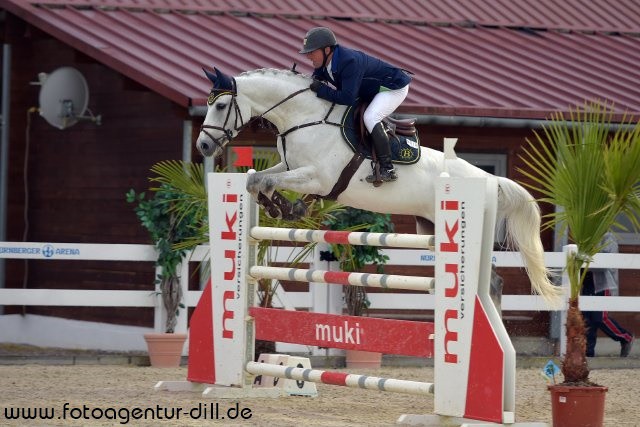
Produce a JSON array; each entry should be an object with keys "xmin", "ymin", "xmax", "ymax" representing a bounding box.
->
[{"xmin": 306, "ymin": 48, "xmax": 330, "ymax": 69}]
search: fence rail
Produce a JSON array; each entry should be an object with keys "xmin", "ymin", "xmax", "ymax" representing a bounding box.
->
[{"xmin": 1, "ymin": 241, "xmax": 640, "ymax": 337}]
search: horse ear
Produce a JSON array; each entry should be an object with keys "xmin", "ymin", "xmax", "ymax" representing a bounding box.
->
[
  {"xmin": 203, "ymin": 67, "xmax": 217, "ymax": 84},
  {"xmin": 213, "ymin": 67, "xmax": 234, "ymax": 91}
]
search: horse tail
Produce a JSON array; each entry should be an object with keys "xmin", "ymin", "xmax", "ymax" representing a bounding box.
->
[{"xmin": 496, "ymin": 177, "xmax": 564, "ymax": 309}]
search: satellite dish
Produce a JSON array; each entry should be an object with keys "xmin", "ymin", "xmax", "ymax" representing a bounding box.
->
[{"xmin": 38, "ymin": 66, "xmax": 101, "ymax": 130}]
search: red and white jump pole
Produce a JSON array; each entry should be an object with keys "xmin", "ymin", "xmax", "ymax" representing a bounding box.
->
[
  {"xmin": 157, "ymin": 154, "xmax": 540, "ymax": 425},
  {"xmin": 250, "ymin": 226, "xmax": 435, "ymax": 248},
  {"xmin": 245, "ymin": 361, "xmax": 434, "ymax": 395}
]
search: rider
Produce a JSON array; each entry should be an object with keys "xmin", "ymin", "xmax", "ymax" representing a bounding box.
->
[{"xmin": 299, "ymin": 27, "xmax": 412, "ymax": 183}]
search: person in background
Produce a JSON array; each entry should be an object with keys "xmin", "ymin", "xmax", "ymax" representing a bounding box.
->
[
  {"xmin": 299, "ymin": 27, "xmax": 411, "ymax": 184},
  {"xmin": 582, "ymin": 231, "xmax": 634, "ymax": 357}
]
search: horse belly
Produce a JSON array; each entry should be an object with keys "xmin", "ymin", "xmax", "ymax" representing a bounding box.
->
[{"xmin": 337, "ymin": 174, "xmax": 436, "ymax": 221}]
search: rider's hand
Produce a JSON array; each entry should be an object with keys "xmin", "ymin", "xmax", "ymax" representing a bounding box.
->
[{"xmin": 310, "ymin": 79, "xmax": 324, "ymax": 93}]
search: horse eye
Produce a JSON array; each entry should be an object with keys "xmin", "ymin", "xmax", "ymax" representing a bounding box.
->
[{"xmin": 215, "ymin": 102, "xmax": 227, "ymax": 111}]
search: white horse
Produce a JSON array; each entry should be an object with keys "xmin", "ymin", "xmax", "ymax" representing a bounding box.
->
[{"xmin": 196, "ymin": 67, "xmax": 563, "ymax": 308}]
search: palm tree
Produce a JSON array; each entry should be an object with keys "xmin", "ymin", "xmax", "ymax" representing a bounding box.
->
[
  {"xmin": 127, "ymin": 161, "xmax": 207, "ymax": 333},
  {"xmin": 518, "ymin": 100, "xmax": 640, "ymax": 383}
]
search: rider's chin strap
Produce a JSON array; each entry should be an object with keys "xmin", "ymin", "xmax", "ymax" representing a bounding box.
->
[{"xmin": 321, "ymin": 46, "xmax": 334, "ymax": 69}]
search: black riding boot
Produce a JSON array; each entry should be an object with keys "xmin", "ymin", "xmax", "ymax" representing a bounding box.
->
[{"xmin": 366, "ymin": 122, "xmax": 397, "ymax": 183}]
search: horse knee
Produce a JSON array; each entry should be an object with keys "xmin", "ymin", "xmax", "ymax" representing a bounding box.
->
[
  {"xmin": 262, "ymin": 176, "xmax": 277, "ymax": 194},
  {"xmin": 246, "ymin": 173, "xmax": 262, "ymax": 194},
  {"xmin": 247, "ymin": 173, "xmax": 276, "ymax": 195}
]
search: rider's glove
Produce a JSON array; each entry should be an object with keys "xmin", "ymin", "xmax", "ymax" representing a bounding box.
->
[{"xmin": 310, "ymin": 79, "xmax": 324, "ymax": 93}]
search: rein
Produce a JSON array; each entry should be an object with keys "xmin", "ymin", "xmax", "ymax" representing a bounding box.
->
[
  {"xmin": 278, "ymin": 102, "xmax": 343, "ymax": 170},
  {"xmin": 200, "ymin": 78, "xmax": 343, "ymax": 168},
  {"xmin": 200, "ymin": 76, "xmax": 359, "ymax": 200}
]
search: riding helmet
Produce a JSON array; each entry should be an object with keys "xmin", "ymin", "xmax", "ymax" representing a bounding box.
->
[{"xmin": 299, "ymin": 27, "xmax": 337, "ymax": 54}]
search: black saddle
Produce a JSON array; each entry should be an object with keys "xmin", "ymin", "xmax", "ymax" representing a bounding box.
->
[{"xmin": 341, "ymin": 102, "xmax": 421, "ymax": 165}]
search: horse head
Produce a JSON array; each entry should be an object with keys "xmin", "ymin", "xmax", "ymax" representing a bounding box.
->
[
  {"xmin": 197, "ymin": 67, "xmax": 245, "ymax": 157},
  {"xmin": 197, "ymin": 67, "xmax": 321, "ymax": 158}
]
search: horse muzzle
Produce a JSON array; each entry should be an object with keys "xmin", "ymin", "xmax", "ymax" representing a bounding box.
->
[
  {"xmin": 196, "ymin": 137, "xmax": 217, "ymax": 157},
  {"xmin": 197, "ymin": 128, "xmax": 234, "ymax": 157}
]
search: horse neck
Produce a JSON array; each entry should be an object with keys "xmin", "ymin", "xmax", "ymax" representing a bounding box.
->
[{"xmin": 236, "ymin": 73, "xmax": 325, "ymax": 132}]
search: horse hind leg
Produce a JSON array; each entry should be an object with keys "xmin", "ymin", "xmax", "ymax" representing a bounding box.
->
[
  {"xmin": 490, "ymin": 265, "xmax": 504, "ymax": 319},
  {"xmin": 415, "ymin": 216, "xmax": 433, "ymax": 235}
]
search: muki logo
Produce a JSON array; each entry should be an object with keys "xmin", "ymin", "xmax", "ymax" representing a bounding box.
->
[
  {"xmin": 439, "ymin": 198, "xmax": 462, "ymax": 364},
  {"xmin": 220, "ymin": 193, "xmax": 238, "ymax": 340},
  {"xmin": 315, "ymin": 320, "xmax": 362, "ymax": 344}
]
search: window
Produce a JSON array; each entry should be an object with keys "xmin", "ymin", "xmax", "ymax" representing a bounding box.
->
[
  {"xmin": 612, "ymin": 212, "xmax": 640, "ymax": 245},
  {"xmin": 457, "ymin": 152, "xmax": 507, "ymax": 177},
  {"xmin": 457, "ymin": 152, "xmax": 508, "ymax": 245}
]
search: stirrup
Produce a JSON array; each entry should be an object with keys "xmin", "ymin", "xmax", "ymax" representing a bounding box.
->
[
  {"xmin": 366, "ymin": 168, "xmax": 397, "ymax": 183},
  {"xmin": 380, "ymin": 168, "xmax": 398, "ymax": 182}
]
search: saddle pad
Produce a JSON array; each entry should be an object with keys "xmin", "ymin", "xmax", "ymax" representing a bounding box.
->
[{"xmin": 340, "ymin": 105, "xmax": 421, "ymax": 165}]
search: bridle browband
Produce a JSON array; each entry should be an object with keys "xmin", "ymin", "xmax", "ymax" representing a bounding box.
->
[{"xmin": 199, "ymin": 78, "xmax": 242, "ymax": 151}]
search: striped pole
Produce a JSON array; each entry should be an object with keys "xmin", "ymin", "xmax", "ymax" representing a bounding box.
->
[
  {"xmin": 250, "ymin": 226, "xmax": 435, "ymax": 249},
  {"xmin": 249, "ymin": 266, "xmax": 434, "ymax": 292},
  {"xmin": 245, "ymin": 362, "xmax": 434, "ymax": 396}
]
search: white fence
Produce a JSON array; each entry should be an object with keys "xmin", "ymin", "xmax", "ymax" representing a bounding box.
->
[{"xmin": 0, "ymin": 241, "xmax": 639, "ymax": 353}]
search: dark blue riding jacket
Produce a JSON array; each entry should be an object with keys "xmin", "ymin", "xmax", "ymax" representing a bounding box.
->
[{"xmin": 312, "ymin": 45, "xmax": 411, "ymax": 105}]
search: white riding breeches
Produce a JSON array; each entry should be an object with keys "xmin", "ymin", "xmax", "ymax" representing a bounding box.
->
[{"xmin": 363, "ymin": 85, "xmax": 410, "ymax": 133}]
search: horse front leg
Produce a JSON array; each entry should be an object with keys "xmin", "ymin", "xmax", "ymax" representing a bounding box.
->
[
  {"xmin": 247, "ymin": 166, "xmax": 324, "ymax": 219},
  {"xmin": 257, "ymin": 192, "xmax": 282, "ymax": 218},
  {"xmin": 269, "ymin": 190, "xmax": 310, "ymax": 220},
  {"xmin": 247, "ymin": 163, "xmax": 288, "ymax": 216}
]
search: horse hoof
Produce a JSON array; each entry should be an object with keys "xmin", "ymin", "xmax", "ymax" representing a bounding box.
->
[
  {"xmin": 266, "ymin": 206, "xmax": 282, "ymax": 219},
  {"xmin": 281, "ymin": 211, "xmax": 296, "ymax": 221},
  {"xmin": 292, "ymin": 199, "xmax": 308, "ymax": 219}
]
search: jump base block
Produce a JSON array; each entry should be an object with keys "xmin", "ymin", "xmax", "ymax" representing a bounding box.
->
[{"xmin": 397, "ymin": 414, "xmax": 548, "ymax": 426}]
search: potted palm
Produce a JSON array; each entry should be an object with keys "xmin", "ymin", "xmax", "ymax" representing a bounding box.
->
[
  {"xmin": 518, "ymin": 100, "xmax": 640, "ymax": 426},
  {"xmin": 126, "ymin": 161, "xmax": 207, "ymax": 367},
  {"xmin": 324, "ymin": 207, "xmax": 394, "ymax": 368}
]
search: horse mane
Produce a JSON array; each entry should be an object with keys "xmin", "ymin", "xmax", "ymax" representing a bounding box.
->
[
  {"xmin": 235, "ymin": 67, "xmax": 335, "ymax": 112},
  {"xmin": 237, "ymin": 68, "xmax": 312, "ymax": 85}
]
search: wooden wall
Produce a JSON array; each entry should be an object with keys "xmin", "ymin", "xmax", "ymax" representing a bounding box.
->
[{"xmin": 2, "ymin": 16, "xmax": 190, "ymax": 327}]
